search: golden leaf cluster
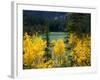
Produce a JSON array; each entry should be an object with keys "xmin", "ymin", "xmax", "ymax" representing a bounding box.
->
[{"xmin": 69, "ymin": 33, "xmax": 91, "ymax": 66}]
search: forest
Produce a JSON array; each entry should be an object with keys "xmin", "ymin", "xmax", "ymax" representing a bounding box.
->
[{"xmin": 23, "ymin": 10, "xmax": 91, "ymax": 69}]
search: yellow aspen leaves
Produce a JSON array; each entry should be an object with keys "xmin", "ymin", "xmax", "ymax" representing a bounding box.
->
[
  {"xmin": 69, "ymin": 33, "xmax": 91, "ymax": 66},
  {"xmin": 52, "ymin": 39, "xmax": 65, "ymax": 56},
  {"xmin": 23, "ymin": 32, "xmax": 46, "ymax": 68},
  {"xmin": 23, "ymin": 32, "xmax": 90, "ymax": 69}
]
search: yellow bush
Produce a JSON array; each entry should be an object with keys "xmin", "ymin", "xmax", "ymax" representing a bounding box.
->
[
  {"xmin": 69, "ymin": 33, "xmax": 91, "ymax": 66},
  {"xmin": 68, "ymin": 33, "xmax": 79, "ymax": 46},
  {"xmin": 52, "ymin": 39, "xmax": 65, "ymax": 56},
  {"xmin": 35, "ymin": 59, "xmax": 54, "ymax": 68},
  {"xmin": 23, "ymin": 32, "xmax": 46, "ymax": 68},
  {"xmin": 52, "ymin": 39, "xmax": 68, "ymax": 67}
]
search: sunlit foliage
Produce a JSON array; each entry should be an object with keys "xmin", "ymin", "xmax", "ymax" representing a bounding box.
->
[
  {"xmin": 68, "ymin": 33, "xmax": 91, "ymax": 66},
  {"xmin": 23, "ymin": 32, "xmax": 91, "ymax": 69},
  {"xmin": 52, "ymin": 39, "xmax": 68, "ymax": 67},
  {"xmin": 23, "ymin": 32, "xmax": 46, "ymax": 68}
]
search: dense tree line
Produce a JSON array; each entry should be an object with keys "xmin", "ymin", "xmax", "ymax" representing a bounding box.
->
[
  {"xmin": 66, "ymin": 13, "xmax": 91, "ymax": 36},
  {"xmin": 23, "ymin": 12, "xmax": 90, "ymax": 36},
  {"xmin": 23, "ymin": 14, "xmax": 66, "ymax": 35}
]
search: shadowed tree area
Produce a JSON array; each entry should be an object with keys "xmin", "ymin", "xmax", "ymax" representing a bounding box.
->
[
  {"xmin": 66, "ymin": 13, "xmax": 91, "ymax": 36},
  {"xmin": 23, "ymin": 10, "xmax": 67, "ymax": 35}
]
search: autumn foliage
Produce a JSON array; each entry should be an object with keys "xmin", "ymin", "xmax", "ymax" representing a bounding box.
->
[
  {"xmin": 23, "ymin": 32, "xmax": 91, "ymax": 69},
  {"xmin": 68, "ymin": 33, "xmax": 91, "ymax": 66}
]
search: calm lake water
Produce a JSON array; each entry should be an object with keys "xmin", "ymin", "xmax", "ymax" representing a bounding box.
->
[{"xmin": 41, "ymin": 32, "xmax": 67, "ymax": 42}]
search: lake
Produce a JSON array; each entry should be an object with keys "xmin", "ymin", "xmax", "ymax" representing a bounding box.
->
[{"xmin": 41, "ymin": 32, "xmax": 67, "ymax": 42}]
